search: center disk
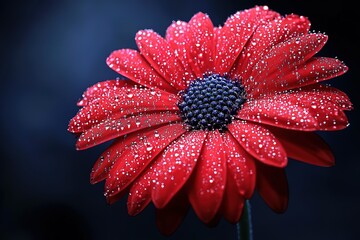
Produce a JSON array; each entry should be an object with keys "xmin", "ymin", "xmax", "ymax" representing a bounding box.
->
[{"xmin": 178, "ymin": 74, "xmax": 246, "ymax": 131}]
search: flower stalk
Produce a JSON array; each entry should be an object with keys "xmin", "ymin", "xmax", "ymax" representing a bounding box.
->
[{"xmin": 237, "ymin": 200, "xmax": 253, "ymax": 240}]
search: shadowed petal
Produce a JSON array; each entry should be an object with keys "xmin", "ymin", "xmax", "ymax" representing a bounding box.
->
[
  {"xmin": 205, "ymin": 213, "xmax": 222, "ymax": 228},
  {"xmin": 156, "ymin": 190, "xmax": 189, "ymax": 236},
  {"xmin": 256, "ymin": 162, "xmax": 288, "ymax": 213},
  {"xmin": 268, "ymin": 126, "xmax": 335, "ymax": 166}
]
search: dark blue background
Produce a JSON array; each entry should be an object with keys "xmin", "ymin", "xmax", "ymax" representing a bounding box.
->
[{"xmin": 1, "ymin": 0, "xmax": 359, "ymax": 239}]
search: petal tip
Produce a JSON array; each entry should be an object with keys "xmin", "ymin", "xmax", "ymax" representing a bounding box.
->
[
  {"xmin": 152, "ymin": 195, "xmax": 168, "ymax": 209},
  {"xmin": 279, "ymin": 158, "xmax": 288, "ymax": 168},
  {"xmin": 75, "ymin": 140, "xmax": 87, "ymax": 150},
  {"xmin": 90, "ymin": 175, "xmax": 100, "ymax": 185}
]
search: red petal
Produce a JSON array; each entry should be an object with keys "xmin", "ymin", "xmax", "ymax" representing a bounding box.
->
[
  {"xmin": 299, "ymin": 85, "xmax": 351, "ymax": 130},
  {"xmin": 128, "ymin": 130, "xmax": 205, "ymax": 215},
  {"xmin": 68, "ymin": 86, "xmax": 179, "ymax": 134},
  {"xmin": 220, "ymin": 175, "xmax": 245, "ymax": 224},
  {"xmin": 306, "ymin": 104, "xmax": 348, "ymax": 131},
  {"xmin": 245, "ymin": 57, "xmax": 348, "ymax": 98},
  {"xmin": 127, "ymin": 171, "xmax": 153, "ymax": 216},
  {"xmin": 90, "ymin": 127, "xmax": 155, "ymax": 184},
  {"xmin": 213, "ymin": 26, "xmax": 221, "ymax": 47},
  {"xmin": 77, "ymin": 79, "xmax": 134, "ymax": 107},
  {"xmin": 309, "ymin": 84, "xmax": 352, "ymax": 110},
  {"xmin": 215, "ymin": 6, "xmax": 279, "ymax": 74},
  {"xmin": 104, "ymin": 123, "xmax": 187, "ymax": 199},
  {"xmin": 247, "ymin": 34, "xmax": 328, "ymax": 99},
  {"xmin": 256, "ymin": 162, "xmax": 288, "ymax": 213},
  {"xmin": 268, "ymin": 127, "xmax": 335, "ymax": 166},
  {"xmin": 165, "ymin": 20, "xmax": 196, "ymax": 83},
  {"xmin": 238, "ymin": 85, "xmax": 350, "ymax": 131},
  {"xmin": 69, "ymin": 82, "xmax": 137, "ymax": 133},
  {"xmin": 152, "ymin": 131, "xmax": 207, "ymax": 208},
  {"xmin": 106, "ymin": 186, "xmax": 129, "ymax": 205},
  {"xmin": 76, "ymin": 111, "xmax": 181, "ymax": 150},
  {"xmin": 188, "ymin": 130, "xmax": 226, "ymax": 223},
  {"xmin": 228, "ymin": 120, "xmax": 287, "ymax": 167},
  {"xmin": 135, "ymin": 30, "xmax": 187, "ymax": 91},
  {"xmin": 238, "ymin": 95, "xmax": 318, "ymax": 131},
  {"xmin": 277, "ymin": 57, "xmax": 348, "ymax": 92},
  {"xmin": 232, "ymin": 14, "xmax": 310, "ymax": 80},
  {"xmin": 222, "ymin": 132, "xmax": 256, "ymax": 198},
  {"xmin": 106, "ymin": 49, "xmax": 176, "ymax": 93},
  {"xmin": 186, "ymin": 12, "xmax": 215, "ymax": 77},
  {"xmin": 205, "ymin": 213, "xmax": 222, "ymax": 228},
  {"xmin": 286, "ymin": 87, "xmax": 349, "ymax": 130},
  {"xmin": 156, "ymin": 190, "xmax": 189, "ymax": 236}
]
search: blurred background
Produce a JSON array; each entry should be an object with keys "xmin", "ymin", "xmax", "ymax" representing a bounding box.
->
[{"xmin": 1, "ymin": 0, "xmax": 359, "ymax": 239}]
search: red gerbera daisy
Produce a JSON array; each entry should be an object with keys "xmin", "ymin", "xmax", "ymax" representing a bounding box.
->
[{"xmin": 68, "ymin": 5, "xmax": 352, "ymax": 235}]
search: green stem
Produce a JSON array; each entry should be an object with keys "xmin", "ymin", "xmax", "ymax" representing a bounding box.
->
[{"xmin": 237, "ymin": 200, "xmax": 253, "ymax": 240}]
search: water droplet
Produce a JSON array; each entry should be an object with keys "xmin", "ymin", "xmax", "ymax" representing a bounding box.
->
[
  {"xmin": 135, "ymin": 120, "xmax": 141, "ymax": 127},
  {"xmin": 154, "ymin": 131, "xmax": 160, "ymax": 138}
]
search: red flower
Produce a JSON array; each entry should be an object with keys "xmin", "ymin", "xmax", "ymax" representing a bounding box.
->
[{"xmin": 68, "ymin": 6, "xmax": 352, "ymax": 235}]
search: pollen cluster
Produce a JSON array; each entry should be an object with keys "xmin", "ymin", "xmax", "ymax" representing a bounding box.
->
[{"xmin": 178, "ymin": 74, "xmax": 246, "ymax": 131}]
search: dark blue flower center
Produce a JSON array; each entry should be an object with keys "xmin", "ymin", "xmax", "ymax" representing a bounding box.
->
[{"xmin": 178, "ymin": 74, "xmax": 246, "ymax": 131}]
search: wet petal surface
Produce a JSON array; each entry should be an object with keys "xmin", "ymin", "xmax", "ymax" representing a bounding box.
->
[
  {"xmin": 76, "ymin": 111, "xmax": 181, "ymax": 150},
  {"xmin": 104, "ymin": 123, "xmax": 187, "ymax": 199},
  {"xmin": 216, "ymin": 5, "xmax": 279, "ymax": 74},
  {"xmin": 228, "ymin": 120, "xmax": 287, "ymax": 167},
  {"xmin": 106, "ymin": 49, "xmax": 176, "ymax": 93},
  {"xmin": 188, "ymin": 130, "xmax": 226, "ymax": 223},
  {"xmin": 136, "ymin": 30, "xmax": 187, "ymax": 90},
  {"xmin": 152, "ymin": 131, "xmax": 207, "ymax": 208}
]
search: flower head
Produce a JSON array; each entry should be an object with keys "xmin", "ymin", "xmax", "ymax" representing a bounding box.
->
[{"xmin": 68, "ymin": 5, "xmax": 352, "ymax": 235}]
